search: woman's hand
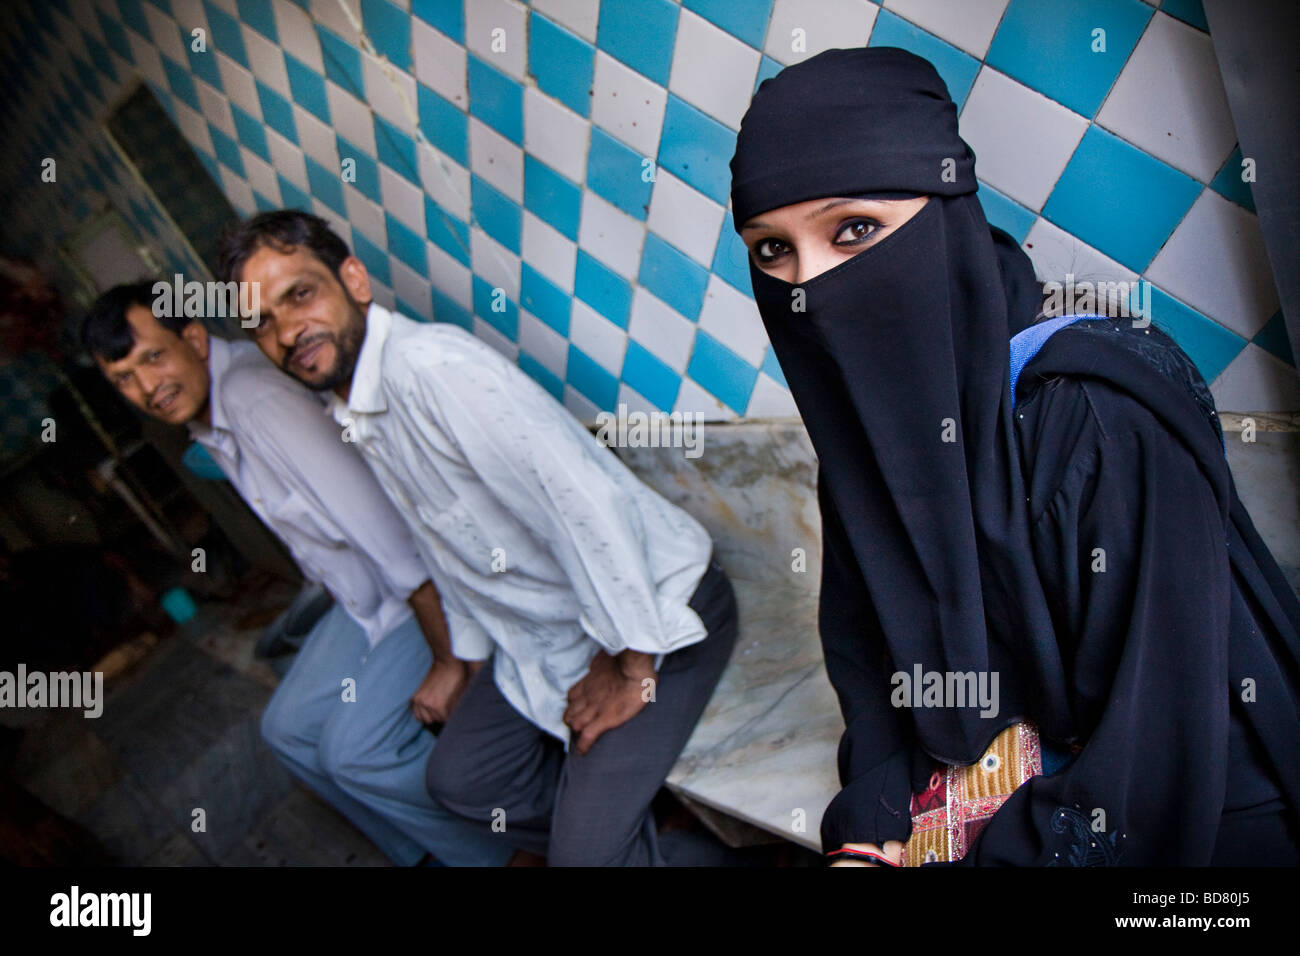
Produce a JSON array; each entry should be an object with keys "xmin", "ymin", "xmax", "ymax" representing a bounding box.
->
[{"xmin": 829, "ymin": 840, "xmax": 904, "ymax": 866}]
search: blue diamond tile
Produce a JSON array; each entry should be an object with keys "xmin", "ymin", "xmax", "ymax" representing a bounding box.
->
[
  {"xmin": 587, "ymin": 126, "xmax": 653, "ymax": 220},
  {"xmin": 338, "ymin": 135, "xmax": 381, "ymax": 202},
  {"xmin": 186, "ymin": 34, "xmax": 223, "ymax": 89},
  {"xmin": 203, "ymin": 1, "xmax": 249, "ymax": 68},
  {"xmin": 418, "ymin": 82, "xmax": 468, "ymax": 166},
  {"xmin": 622, "ymin": 339, "xmax": 682, "ymax": 412},
  {"xmin": 639, "ymin": 233, "xmax": 709, "ymax": 320},
  {"xmin": 977, "ymin": 180, "xmax": 1036, "ymax": 244},
  {"xmin": 116, "ymin": 0, "xmax": 152, "ymax": 41},
  {"xmin": 1252, "ymin": 310, "xmax": 1294, "ymax": 367},
  {"xmin": 1160, "ymin": 0, "xmax": 1209, "ymax": 32},
  {"xmin": 529, "ymin": 12, "xmax": 595, "ymax": 118},
  {"xmin": 163, "ymin": 55, "xmax": 201, "ymax": 111},
  {"xmin": 412, "ymin": 0, "xmax": 464, "ymax": 44},
  {"xmin": 760, "ymin": 345, "xmax": 787, "ymax": 389},
  {"xmin": 471, "ymin": 174, "xmax": 522, "ymax": 254},
  {"xmin": 387, "ymin": 212, "xmax": 429, "ymax": 277},
  {"xmin": 687, "ymin": 330, "xmax": 758, "ymax": 413},
  {"xmin": 711, "ymin": 218, "xmax": 752, "ymax": 294},
  {"xmin": 521, "ymin": 263, "xmax": 571, "ymax": 336},
  {"xmin": 474, "ymin": 274, "xmax": 519, "ymax": 340},
  {"xmin": 567, "ymin": 343, "xmax": 618, "ymax": 410},
  {"xmin": 1042, "ymin": 126, "xmax": 1200, "ymax": 272},
  {"xmin": 237, "ymin": 0, "xmax": 278, "ymax": 43},
  {"xmin": 352, "ymin": 229, "xmax": 392, "ymax": 286},
  {"xmin": 425, "ymin": 196, "xmax": 471, "ymax": 266},
  {"xmin": 306, "ymin": 154, "xmax": 347, "ymax": 216},
  {"xmin": 986, "ymin": 0, "xmax": 1151, "ymax": 117},
  {"xmin": 596, "ymin": 0, "xmax": 679, "ymax": 87},
  {"xmin": 362, "ymin": 0, "xmax": 411, "ymax": 71},
  {"xmin": 433, "ymin": 286, "xmax": 473, "ymax": 330},
  {"xmin": 467, "ymin": 54, "xmax": 524, "ymax": 145},
  {"xmin": 286, "ymin": 53, "xmax": 331, "ymax": 124},
  {"xmin": 257, "ymin": 80, "xmax": 298, "ymax": 142},
  {"xmin": 374, "ymin": 114, "xmax": 420, "ymax": 183},
  {"xmin": 1210, "ymin": 146, "xmax": 1255, "ymax": 214},
  {"xmin": 232, "ymin": 102, "xmax": 269, "ymax": 160},
  {"xmin": 254, "ymin": 190, "xmax": 278, "ymax": 212},
  {"xmin": 684, "ymin": 0, "xmax": 774, "ymax": 49},
  {"xmin": 657, "ymin": 94, "xmax": 736, "ymax": 205},
  {"xmin": 209, "ymin": 123, "xmax": 245, "ymax": 176},
  {"xmin": 318, "ymin": 25, "xmax": 364, "ymax": 98},
  {"xmin": 524, "ymin": 155, "xmax": 582, "ymax": 240},
  {"xmin": 868, "ymin": 9, "xmax": 980, "ymax": 110},
  {"xmin": 1147, "ymin": 285, "xmax": 1245, "ymax": 383},
  {"xmin": 277, "ymin": 172, "xmax": 312, "ymax": 211},
  {"xmin": 519, "ymin": 350, "xmax": 565, "ymax": 401},
  {"xmin": 575, "ymin": 250, "xmax": 632, "ymax": 329}
]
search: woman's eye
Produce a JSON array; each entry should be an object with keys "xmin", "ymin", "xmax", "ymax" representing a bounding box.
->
[
  {"xmin": 835, "ymin": 219, "xmax": 879, "ymax": 245},
  {"xmin": 753, "ymin": 238, "xmax": 787, "ymax": 263}
]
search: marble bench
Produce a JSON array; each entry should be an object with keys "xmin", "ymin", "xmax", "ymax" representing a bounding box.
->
[{"xmin": 611, "ymin": 414, "xmax": 1300, "ymax": 854}]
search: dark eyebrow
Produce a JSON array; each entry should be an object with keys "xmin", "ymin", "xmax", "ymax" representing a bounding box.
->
[
  {"xmin": 275, "ymin": 277, "xmax": 311, "ymax": 304},
  {"xmin": 740, "ymin": 198, "xmax": 866, "ymax": 231}
]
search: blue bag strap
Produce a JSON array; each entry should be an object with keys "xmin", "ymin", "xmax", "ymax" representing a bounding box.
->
[{"xmin": 1009, "ymin": 315, "xmax": 1105, "ymax": 409}]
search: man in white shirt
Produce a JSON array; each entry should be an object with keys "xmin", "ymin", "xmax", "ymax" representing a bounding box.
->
[
  {"xmin": 224, "ymin": 210, "xmax": 740, "ymax": 865},
  {"xmin": 80, "ymin": 282, "xmax": 513, "ymax": 867}
]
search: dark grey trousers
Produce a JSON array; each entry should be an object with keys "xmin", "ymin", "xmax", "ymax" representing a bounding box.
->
[{"xmin": 425, "ymin": 558, "xmax": 739, "ymax": 866}]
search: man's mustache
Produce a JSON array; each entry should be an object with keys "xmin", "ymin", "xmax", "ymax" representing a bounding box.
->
[{"xmin": 284, "ymin": 333, "xmax": 333, "ymax": 372}]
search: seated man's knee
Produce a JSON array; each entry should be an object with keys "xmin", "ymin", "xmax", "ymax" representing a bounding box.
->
[{"xmin": 260, "ymin": 686, "xmax": 305, "ymax": 757}]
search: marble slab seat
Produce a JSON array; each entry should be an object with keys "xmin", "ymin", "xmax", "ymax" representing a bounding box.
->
[
  {"xmin": 610, "ymin": 415, "xmax": 1300, "ymax": 854},
  {"xmin": 611, "ymin": 419, "xmax": 839, "ymax": 852}
]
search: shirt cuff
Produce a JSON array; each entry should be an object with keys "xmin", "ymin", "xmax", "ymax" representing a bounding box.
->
[
  {"xmin": 819, "ymin": 754, "xmax": 914, "ymax": 852},
  {"xmin": 443, "ymin": 606, "xmax": 493, "ymax": 661}
]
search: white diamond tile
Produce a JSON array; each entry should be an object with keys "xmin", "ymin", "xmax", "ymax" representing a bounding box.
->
[
  {"xmin": 469, "ymin": 116, "xmax": 524, "ymax": 202},
  {"xmin": 471, "ymin": 226, "xmax": 522, "ymax": 300},
  {"xmin": 959, "ymin": 67, "xmax": 1088, "ymax": 211},
  {"xmin": 1210, "ymin": 345, "xmax": 1300, "ymax": 412},
  {"xmin": 522, "ymin": 211, "xmax": 577, "ymax": 292},
  {"xmin": 646, "ymin": 169, "xmax": 724, "ymax": 266},
  {"xmin": 274, "ymin": 0, "xmax": 324, "ymax": 74},
  {"xmin": 419, "ymin": 143, "xmax": 472, "ymax": 221},
  {"xmin": 881, "ymin": 0, "xmax": 1010, "ymax": 58},
  {"xmin": 465, "ymin": 0, "xmax": 528, "ymax": 81},
  {"xmin": 697, "ymin": 274, "xmax": 769, "ymax": 366},
  {"xmin": 569, "ymin": 299, "xmax": 628, "ymax": 374},
  {"xmin": 578, "ymin": 192, "xmax": 645, "ymax": 279},
  {"xmin": 518, "ymin": 308, "xmax": 569, "ymax": 379},
  {"xmin": 524, "ymin": 86, "xmax": 590, "ymax": 185},
  {"xmin": 591, "ymin": 51, "xmax": 668, "ymax": 157},
  {"xmin": 764, "ymin": 0, "xmax": 878, "ymax": 66},
  {"xmin": 242, "ymin": 24, "xmax": 291, "ymax": 98},
  {"xmin": 668, "ymin": 9, "xmax": 761, "ymax": 131},
  {"xmin": 412, "ymin": 15, "xmax": 467, "ymax": 108},
  {"xmin": 1145, "ymin": 190, "xmax": 1278, "ymax": 339},
  {"xmin": 327, "ymin": 80, "xmax": 377, "ymax": 154},
  {"xmin": 628, "ymin": 286, "xmax": 696, "ymax": 373},
  {"xmin": 1096, "ymin": 12, "xmax": 1236, "ymax": 183},
  {"xmin": 531, "ymin": 0, "xmax": 600, "ymax": 43}
]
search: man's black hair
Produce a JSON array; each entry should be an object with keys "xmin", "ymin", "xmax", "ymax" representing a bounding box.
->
[
  {"xmin": 80, "ymin": 280, "xmax": 189, "ymax": 362},
  {"xmin": 217, "ymin": 209, "xmax": 352, "ymax": 285}
]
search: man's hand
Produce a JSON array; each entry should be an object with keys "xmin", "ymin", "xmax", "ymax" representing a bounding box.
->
[
  {"xmin": 563, "ymin": 650, "xmax": 655, "ymax": 756},
  {"xmin": 411, "ymin": 660, "xmax": 472, "ymax": 725}
]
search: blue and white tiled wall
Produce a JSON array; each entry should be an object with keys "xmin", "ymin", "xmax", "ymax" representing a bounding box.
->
[{"xmin": 1, "ymin": 0, "xmax": 1296, "ymax": 419}]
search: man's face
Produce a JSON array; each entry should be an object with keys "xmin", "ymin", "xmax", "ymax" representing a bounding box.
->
[
  {"xmin": 239, "ymin": 245, "xmax": 370, "ymax": 393},
  {"xmin": 97, "ymin": 305, "xmax": 211, "ymax": 425}
]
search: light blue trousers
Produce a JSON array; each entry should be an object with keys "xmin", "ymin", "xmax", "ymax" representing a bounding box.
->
[{"xmin": 260, "ymin": 604, "xmax": 513, "ymax": 866}]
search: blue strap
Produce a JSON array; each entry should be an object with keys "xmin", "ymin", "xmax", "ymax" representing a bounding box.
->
[{"xmin": 1009, "ymin": 315, "xmax": 1104, "ymax": 409}]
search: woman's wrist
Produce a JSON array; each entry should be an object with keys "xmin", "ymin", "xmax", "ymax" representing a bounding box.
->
[{"xmin": 828, "ymin": 840, "xmax": 904, "ymax": 867}]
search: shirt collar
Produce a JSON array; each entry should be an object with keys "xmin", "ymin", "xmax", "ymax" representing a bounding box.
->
[
  {"xmin": 188, "ymin": 335, "xmax": 237, "ymax": 442},
  {"xmin": 333, "ymin": 300, "xmax": 392, "ymax": 421}
]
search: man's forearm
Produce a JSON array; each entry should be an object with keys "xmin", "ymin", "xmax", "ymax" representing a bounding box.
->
[{"xmin": 407, "ymin": 580, "xmax": 456, "ymax": 665}]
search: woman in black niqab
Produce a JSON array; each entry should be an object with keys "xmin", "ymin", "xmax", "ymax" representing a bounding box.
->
[{"xmin": 729, "ymin": 47, "xmax": 1300, "ymax": 865}]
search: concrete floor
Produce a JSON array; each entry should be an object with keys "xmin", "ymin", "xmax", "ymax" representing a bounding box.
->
[{"xmin": 3, "ymin": 575, "xmax": 390, "ymax": 866}]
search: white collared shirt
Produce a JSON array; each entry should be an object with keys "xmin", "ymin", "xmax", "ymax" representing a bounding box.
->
[
  {"xmin": 330, "ymin": 303, "xmax": 714, "ymax": 742},
  {"xmin": 189, "ymin": 337, "xmax": 428, "ymax": 648}
]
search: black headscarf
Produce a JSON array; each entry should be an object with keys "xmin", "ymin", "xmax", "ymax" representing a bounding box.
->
[{"xmin": 729, "ymin": 47, "xmax": 1075, "ymax": 764}]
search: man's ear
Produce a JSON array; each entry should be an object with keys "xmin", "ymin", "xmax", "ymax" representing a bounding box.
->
[
  {"xmin": 181, "ymin": 319, "xmax": 210, "ymax": 361},
  {"xmin": 337, "ymin": 255, "xmax": 372, "ymax": 307}
]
